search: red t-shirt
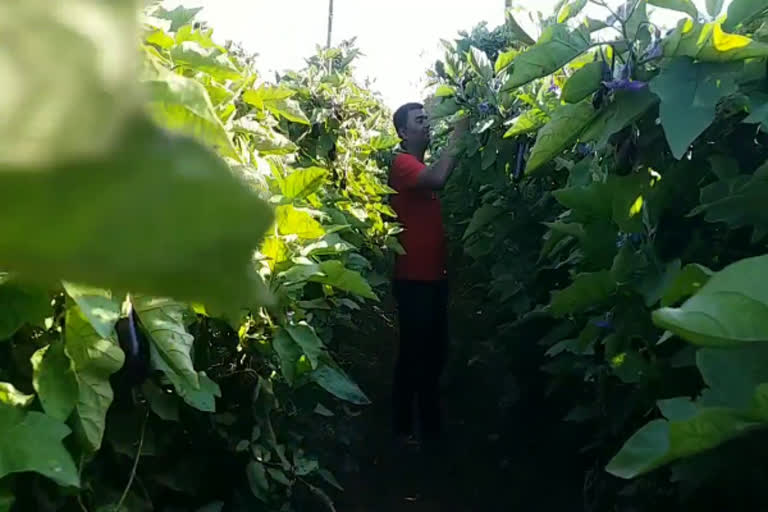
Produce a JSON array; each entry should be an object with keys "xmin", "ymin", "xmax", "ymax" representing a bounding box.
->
[{"xmin": 389, "ymin": 153, "xmax": 447, "ymax": 281}]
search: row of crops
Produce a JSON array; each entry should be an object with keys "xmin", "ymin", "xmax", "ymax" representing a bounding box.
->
[
  {"xmin": 0, "ymin": 2, "xmax": 401, "ymax": 510},
  {"xmin": 431, "ymin": 0, "xmax": 768, "ymax": 508}
]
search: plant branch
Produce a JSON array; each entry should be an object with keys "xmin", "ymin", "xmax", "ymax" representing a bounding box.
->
[
  {"xmin": 116, "ymin": 410, "xmax": 149, "ymax": 510},
  {"xmin": 591, "ymin": 0, "xmax": 620, "ymax": 21},
  {"xmin": 624, "ymin": 0, "xmax": 643, "ymax": 29}
]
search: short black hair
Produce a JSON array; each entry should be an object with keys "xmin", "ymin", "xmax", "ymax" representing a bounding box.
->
[{"xmin": 393, "ymin": 102, "xmax": 424, "ymax": 137}]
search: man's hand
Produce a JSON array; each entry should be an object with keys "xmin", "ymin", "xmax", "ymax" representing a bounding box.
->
[
  {"xmin": 452, "ymin": 116, "xmax": 470, "ymax": 139},
  {"xmin": 415, "ymin": 116, "xmax": 470, "ymax": 190},
  {"xmin": 445, "ymin": 116, "xmax": 469, "ymax": 157}
]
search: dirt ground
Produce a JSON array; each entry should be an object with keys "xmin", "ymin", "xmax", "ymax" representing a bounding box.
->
[{"xmin": 323, "ymin": 286, "xmax": 587, "ymax": 512}]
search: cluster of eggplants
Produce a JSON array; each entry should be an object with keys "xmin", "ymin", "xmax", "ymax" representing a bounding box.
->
[{"xmin": 114, "ymin": 305, "xmax": 151, "ymax": 388}]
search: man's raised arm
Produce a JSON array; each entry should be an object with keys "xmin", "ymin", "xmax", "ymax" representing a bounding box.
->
[{"xmin": 415, "ymin": 117, "xmax": 470, "ymax": 190}]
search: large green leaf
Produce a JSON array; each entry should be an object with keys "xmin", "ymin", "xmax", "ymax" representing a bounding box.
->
[
  {"xmin": 135, "ymin": 297, "xmax": 221, "ymax": 412},
  {"xmin": 31, "ymin": 343, "xmax": 78, "ymax": 422},
  {"xmin": 247, "ymin": 460, "xmax": 269, "ymax": 501},
  {"xmin": 697, "ymin": 345, "xmax": 768, "ymax": 409},
  {"xmin": 311, "ymin": 261, "xmax": 377, "ymax": 299},
  {"xmin": 558, "ymin": 0, "xmax": 588, "ymax": 23},
  {"xmin": 170, "ymin": 42, "xmax": 240, "ymax": 81},
  {"xmin": 503, "ymin": 109, "xmax": 549, "ymax": 138},
  {"xmin": 610, "ymin": 171, "xmax": 653, "ymax": 233},
  {"xmin": 494, "ymin": 49, "xmax": 519, "ymax": 74},
  {"xmin": 275, "ymin": 205, "xmax": 325, "ymax": 239},
  {"xmin": 648, "ymin": 0, "xmax": 698, "ymax": 17},
  {"xmin": 505, "ymin": 11, "xmax": 536, "ymax": 45},
  {"xmin": 135, "ymin": 297, "xmax": 197, "ymax": 390},
  {"xmin": 284, "ymin": 323, "xmax": 325, "ymax": 369},
  {"xmin": 0, "ymin": 117, "xmax": 274, "ymax": 312},
  {"xmin": 723, "ymin": 0, "xmax": 768, "ymax": 31},
  {"xmin": 265, "ymin": 99, "xmax": 310, "ymax": 125},
  {"xmin": 0, "ymin": 404, "xmax": 79, "ymax": 486},
  {"xmin": 151, "ymin": 5, "xmax": 203, "ymax": 32},
  {"xmin": 62, "ymin": 283, "xmax": 121, "ymax": 340},
  {"xmin": 525, "ymin": 100, "xmax": 597, "ymax": 174},
  {"xmin": 173, "ymin": 373, "xmax": 221, "ymax": 412},
  {"xmin": 234, "ymin": 118, "xmax": 298, "ymax": 155},
  {"xmin": 743, "ymin": 92, "xmax": 768, "ymax": 130},
  {"xmin": 624, "ymin": 0, "xmax": 650, "ymax": 41},
  {"xmin": 311, "ymin": 363, "xmax": 370, "ymax": 405},
  {"xmin": 468, "ymin": 47, "xmax": 493, "ymax": 80},
  {"xmin": 661, "ymin": 263, "xmax": 713, "ymax": 307},
  {"xmin": 300, "ymin": 234, "xmax": 355, "ymax": 257},
  {"xmin": 562, "ymin": 61, "xmax": 603, "ymax": 104},
  {"xmin": 242, "ymin": 86, "xmax": 295, "ymax": 110},
  {"xmin": 273, "ymin": 329, "xmax": 303, "ymax": 385},
  {"xmin": 606, "ymin": 408, "xmax": 761, "ymax": 479},
  {"xmin": 242, "ymin": 85, "xmax": 309, "ymax": 125},
  {"xmin": 426, "ymin": 98, "xmax": 460, "ymax": 120},
  {"xmin": 692, "ymin": 171, "xmax": 768, "ymax": 241},
  {"xmin": 0, "ymin": 383, "xmax": 34, "ymax": 408},
  {"xmin": 1, "ymin": 0, "xmax": 140, "ymax": 169},
  {"xmin": 503, "ymin": 25, "xmax": 590, "ymax": 90},
  {"xmin": 145, "ymin": 69, "xmax": 238, "ymax": 160},
  {"xmin": 0, "ymin": 279, "xmax": 49, "ymax": 340},
  {"xmin": 462, "ymin": 204, "xmax": 505, "ymax": 240},
  {"xmin": 141, "ymin": 380, "xmax": 180, "ymax": 421},
  {"xmin": 280, "ymin": 167, "xmax": 328, "ymax": 200},
  {"xmin": 65, "ymin": 305, "xmax": 124, "ymax": 452},
  {"xmin": 581, "ymin": 89, "xmax": 658, "ymax": 148},
  {"xmin": 553, "ymin": 181, "xmax": 613, "ymax": 221},
  {"xmin": 608, "ymin": 345, "xmax": 768, "ymax": 480},
  {"xmin": 550, "ymin": 271, "xmax": 617, "ymax": 317},
  {"xmin": 653, "ymin": 255, "xmax": 768, "ymax": 346},
  {"xmin": 650, "ymin": 58, "xmax": 737, "ymax": 159},
  {"xmin": 663, "ymin": 20, "xmax": 768, "ymax": 62}
]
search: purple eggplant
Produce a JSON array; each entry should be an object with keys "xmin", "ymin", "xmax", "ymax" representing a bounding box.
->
[
  {"xmin": 514, "ymin": 140, "xmax": 528, "ymax": 180},
  {"xmin": 114, "ymin": 306, "xmax": 150, "ymax": 388},
  {"xmin": 594, "ymin": 319, "xmax": 614, "ymax": 330}
]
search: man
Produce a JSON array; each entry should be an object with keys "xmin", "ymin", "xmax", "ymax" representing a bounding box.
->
[{"xmin": 388, "ymin": 102, "xmax": 468, "ymax": 448}]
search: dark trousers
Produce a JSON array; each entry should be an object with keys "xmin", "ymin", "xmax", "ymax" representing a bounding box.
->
[{"xmin": 392, "ymin": 279, "xmax": 449, "ymax": 440}]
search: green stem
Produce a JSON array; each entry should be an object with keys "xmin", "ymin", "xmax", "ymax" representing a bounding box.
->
[{"xmin": 115, "ymin": 410, "xmax": 149, "ymax": 511}]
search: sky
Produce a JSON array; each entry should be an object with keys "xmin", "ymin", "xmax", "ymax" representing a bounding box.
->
[{"xmin": 161, "ymin": 0, "xmax": 727, "ymax": 110}]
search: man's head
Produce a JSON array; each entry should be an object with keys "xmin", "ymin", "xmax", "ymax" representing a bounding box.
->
[{"xmin": 393, "ymin": 102, "xmax": 430, "ymax": 152}]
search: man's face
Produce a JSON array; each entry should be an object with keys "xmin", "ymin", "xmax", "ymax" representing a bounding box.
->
[{"xmin": 402, "ymin": 108, "xmax": 430, "ymax": 150}]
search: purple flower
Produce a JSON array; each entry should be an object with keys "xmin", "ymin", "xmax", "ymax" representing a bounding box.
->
[
  {"xmin": 620, "ymin": 61, "xmax": 632, "ymax": 80},
  {"xmin": 576, "ymin": 142, "xmax": 593, "ymax": 156},
  {"xmin": 479, "ymin": 101, "xmax": 492, "ymax": 114},
  {"xmin": 643, "ymin": 42, "xmax": 663, "ymax": 61},
  {"xmin": 602, "ymin": 79, "xmax": 648, "ymax": 91},
  {"xmin": 594, "ymin": 319, "xmax": 614, "ymax": 330},
  {"xmin": 548, "ymin": 79, "xmax": 561, "ymax": 95}
]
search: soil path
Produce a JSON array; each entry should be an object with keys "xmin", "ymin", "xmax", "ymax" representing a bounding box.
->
[{"xmin": 326, "ymin": 286, "xmax": 587, "ymax": 512}]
